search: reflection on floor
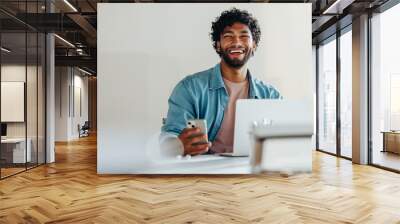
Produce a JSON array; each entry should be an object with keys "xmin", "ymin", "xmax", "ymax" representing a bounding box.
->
[
  {"xmin": 340, "ymin": 148, "xmax": 352, "ymax": 158},
  {"xmin": 0, "ymin": 163, "xmax": 40, "ymax": 178},
  {"xmin": 373, "ymin": 150, "xmax": 400, "ymax": 171},
  {"xmin": 0, "ymin": 167, "xmax": 25, "ymax": 178}
]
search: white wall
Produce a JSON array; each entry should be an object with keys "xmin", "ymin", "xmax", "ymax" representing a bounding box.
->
[
  {"xmin": 55, "ymin": 67, "xmax": 69, "ymax": 141},
  {"xmin": 98, "ymin": 3, "xmax": 312, "ymax": 173},
  {"xmin": 72, "ymin": 73, "xmax": 89, "ymax": 138},
  {"xmin": 55, "ymin": 67, "xmax": 89, "ymax": 141},
  {"xmin": 1, "ymin": 65, "xmax": 40, "ymax": 138},
  {"xmin": 1, "ymin": 66, "xmax": 26, "ymax": 125}
]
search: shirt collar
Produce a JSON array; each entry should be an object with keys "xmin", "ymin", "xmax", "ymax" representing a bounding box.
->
[
  {"xmin": 209, "ymin": 63, "xmax": 261, "ymax": 99},
  {"xmin": 209, "ymin": 63, "xmax": 225, "ymax": 90}
]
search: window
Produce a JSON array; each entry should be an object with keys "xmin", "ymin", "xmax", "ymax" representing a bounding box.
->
[
  {"xmin": 371, "ymin": 2, "xmax": 400, "ymax": 171},
  {"xmin": 339, "ymin": 29, "xmax": 352, "ymax": 158},
  {"xmin": 318, "ymin": 37, "xmax": 337, "ymax": 154}
]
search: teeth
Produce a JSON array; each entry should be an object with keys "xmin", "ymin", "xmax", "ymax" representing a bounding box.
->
[{"xmin": 230, "ymin": 50, "xmax": 243, "ymax": 54}]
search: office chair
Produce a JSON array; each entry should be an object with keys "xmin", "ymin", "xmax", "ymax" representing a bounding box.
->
[{"xmin": 79, "ymin": 121, "xmax": 90, "ymax": 138}]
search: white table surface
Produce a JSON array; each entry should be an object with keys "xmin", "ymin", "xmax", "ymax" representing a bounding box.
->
[
  {"xmin": 1, "ymin": 138, "xmax": 32, "ymax": 163},
  {"xmin": 134, "ymin": 155, "xmax": 252, "ymax": 174},
  {"xmin": 1, "ymin": 138, "xmax": 27, "ymax": 143}
]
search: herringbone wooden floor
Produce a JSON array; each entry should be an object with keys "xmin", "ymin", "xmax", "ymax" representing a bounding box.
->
[{"xmin": 1, "ymin": 135, "xmax": 400, "ymax": 224}]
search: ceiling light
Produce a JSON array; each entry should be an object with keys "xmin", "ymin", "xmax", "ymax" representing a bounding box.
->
[
  {"xmin": 78, "ymin": 67, "xmax": 93, "ymax": 76},
  {"xmin": 322, "ymin": 0, "xmax": 354, "ymax": 15},
  {"xmin": 63, "ymin": 0, "xmax": 78, "ymax": 12},
  {"xmin": 1, "ymin": 47, "xmax": 11, "ymax": 53},
  {"xmin": 54, "ymin": 34, "xmax": 75, "ymax": 48}
]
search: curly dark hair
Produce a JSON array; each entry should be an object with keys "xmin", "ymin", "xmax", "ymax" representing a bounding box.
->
[{"xmin": 210, "ymin": 8, "xmax": 261, "ymax": 55}]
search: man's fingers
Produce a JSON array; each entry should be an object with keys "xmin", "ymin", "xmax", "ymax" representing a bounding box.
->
[
  {"xmin": 188, "ymin": 134, "xmax": 207, "ymax": 145},
  {"xmin": 193, "ymin": 144, "xmax": 209, "ymax": 151},
  {"xmin": 184, "ymin": 141, "xmax": 208, "ymax": 151},
  {"xmin": 180, "ymin": 127, "xmax": 210, "ymax": 156},
  {"xmin": 181, "ymin": 127, "xmax": 201, "ymax": 138},
  {"xmin": 187, "ymin": 144, "xmax": 209, "ymax": 155}
]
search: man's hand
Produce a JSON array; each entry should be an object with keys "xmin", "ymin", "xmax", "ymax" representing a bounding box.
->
[{"xmin": 178, "ymin": 127, "xmax": 211, "ymax": 156}]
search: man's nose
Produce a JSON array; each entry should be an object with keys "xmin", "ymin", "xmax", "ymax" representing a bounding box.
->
[{"xmin": 231, "ymin": 36, "xmax": 242, "ymax": 46}]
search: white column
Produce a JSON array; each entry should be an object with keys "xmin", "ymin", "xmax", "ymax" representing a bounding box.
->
[
  {"xmin": 46, "ymin": 33, "xmax": 55, "ymax": 163},
  {"xmin": 45, "ymin": 0, "xmax": 56, "ymax": 163}
]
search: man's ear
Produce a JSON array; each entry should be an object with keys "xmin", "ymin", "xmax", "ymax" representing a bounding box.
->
[
  {"xmin": 216, "ymin": 42, "xmax": 221, "ymax": 52},
  {"xmin": 251, "ymin": 43, "xmax": 257, "ymax": 56}
]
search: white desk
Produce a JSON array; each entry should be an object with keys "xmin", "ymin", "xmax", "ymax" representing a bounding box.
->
[
  {"xmin": 133, "ymin": 155, "xmax": 252, "ymax": 174},
  {"xmin": 1, "ymin": 138, "xmax": 31, "ymax": 163}
]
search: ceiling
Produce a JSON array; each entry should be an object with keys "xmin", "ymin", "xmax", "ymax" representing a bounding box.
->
[{"xmin": 0, "ymin": 0, "xmax": 393, "ymax": 75}]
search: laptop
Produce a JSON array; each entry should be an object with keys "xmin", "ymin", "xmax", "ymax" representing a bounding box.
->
[{"xmin": 218, "ymin": 99, "xmax": 313, "ymax": 157}]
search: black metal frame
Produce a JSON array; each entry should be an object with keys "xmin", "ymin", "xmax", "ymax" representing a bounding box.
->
[
  {"xmin": 315, "ymin": 44, "xmax": 319, "ymax": 152},
  {"xmin": 336, "ymin": 27, "xmax": 341, "ymax": 157},
  {"xmin": 367, "ymin": 11, "xmax": 373, "ymax": 166}
]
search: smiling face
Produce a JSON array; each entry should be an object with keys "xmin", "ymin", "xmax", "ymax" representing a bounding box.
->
[{"xmin": 217, "ymin": 22, "xmax": 256, "ymax": 69}]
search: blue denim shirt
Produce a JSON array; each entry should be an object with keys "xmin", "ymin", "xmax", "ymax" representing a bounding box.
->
[{"xmin": 161, "ymin": 63, "xmax": 281, "ymax": 142}]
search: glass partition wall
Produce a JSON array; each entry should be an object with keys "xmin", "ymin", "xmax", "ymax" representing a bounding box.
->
[
  {"xmin": 0, "ymin": 1, "xmax": 46, "ymax": 179},
  {"xmin": 0, "ymin": 31, "xmax": 27, "ymax": 177}
]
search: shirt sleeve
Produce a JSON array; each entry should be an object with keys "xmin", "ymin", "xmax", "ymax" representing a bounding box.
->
[
  {"xmin": 269, "ymin": 86, "xmax": 283, "ymax": 99},
  {"xmin": 158, "ymin": 132, "xmax": 184, "ymax": 157},
  {"xmin": 161, "ymin": 79, "xmax": 196, "ymax": 136}
]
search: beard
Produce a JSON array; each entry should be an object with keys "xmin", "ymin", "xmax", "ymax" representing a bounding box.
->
[{"xmin": 220, "ymin": 48, "xmax": 253, "ymax": 69}]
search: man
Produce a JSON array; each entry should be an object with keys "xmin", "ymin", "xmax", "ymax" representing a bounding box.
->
[{"xmin": 161, "ymin": 8, "xmax": 281, "ymax": 156}]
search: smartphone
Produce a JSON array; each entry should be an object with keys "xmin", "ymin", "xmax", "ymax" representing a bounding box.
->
[{"xmin": 187, "ymin": 119, "xmax": 208, "ymax": 145}]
